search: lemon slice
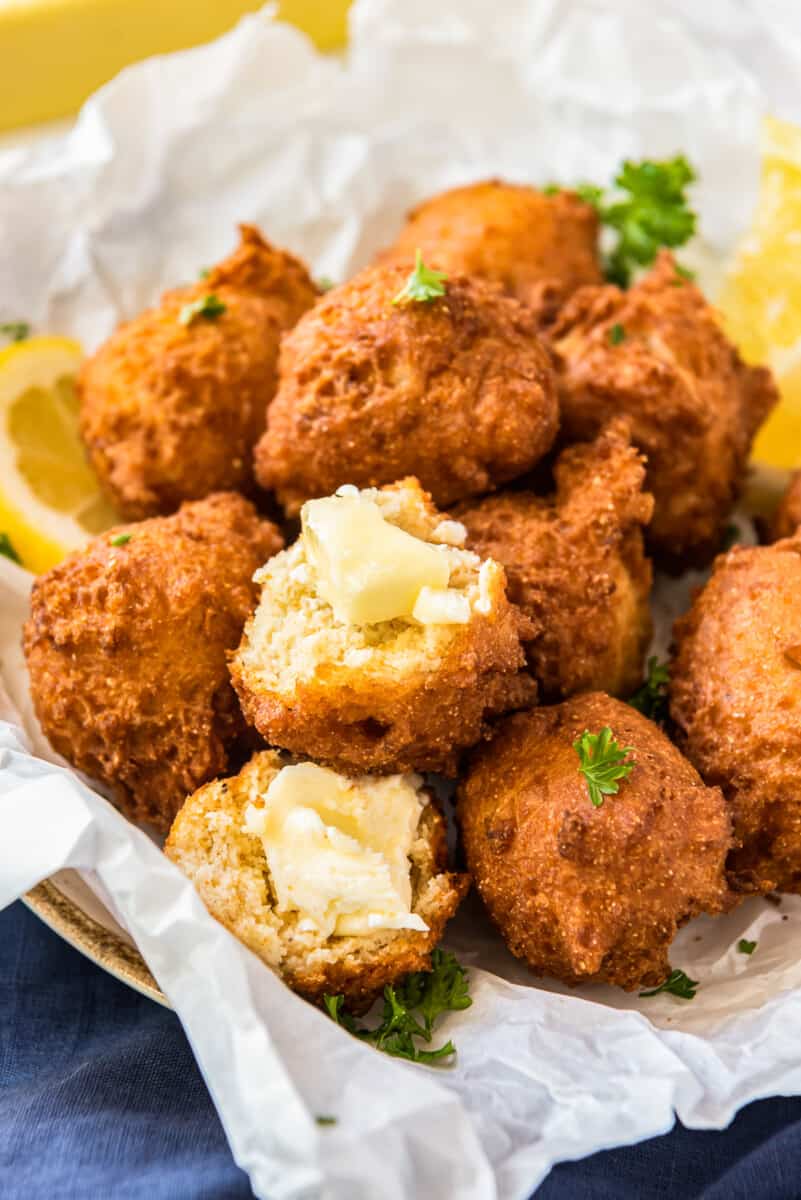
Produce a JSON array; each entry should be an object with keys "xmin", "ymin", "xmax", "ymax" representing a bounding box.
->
[
  {"xmin": 717, "ymin": 115, "xmax": 801, "ymax": 469},
  {"xmin": 0, "ymin": 336, "xmax": 119, "ymax": 574}
]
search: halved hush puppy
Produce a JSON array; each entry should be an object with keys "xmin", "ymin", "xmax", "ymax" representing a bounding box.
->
[
  {"xmin": 79, "ymin": 224, "xmax": 318, "ymax": 519},
  {"xmin": 670, "ymin": 535, "xmax": 801, "ymax": 894},
  {"xmin": 548, "ymin": 251, "xmax": 778, "ymax": 569},
  {"xmin": 230, "ymin": 478, "xmax": 537, "ymax": 776},
  {"xmin": 23, "ymin": 493, "xmax": 283, "ymax": 830},
  {"xmin": 457, "ymin": 419, "xmax": 654, "ymax": 700},
  {"xmin": 165, "ymin": 750, "xmax": 469, "ymax": 1008},
  {"xmin": 253, "ymin": 262, "xmax": 559, "ymax": 515},
  {"xmin": 381, "ymin": 180, "xmax": 603, "ymax": 321},
  {"xmin": 459, "ymin": 694, "xmax": 734, "ymax": 991}
]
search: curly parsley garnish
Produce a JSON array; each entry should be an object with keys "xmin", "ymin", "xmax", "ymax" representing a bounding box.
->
[
  {"xmin": 574, "ymin": 727, "xmax": 635, "ymax": 809},
  {"xmin": 609, "ymin": 323, "xmax": 626, "ymax": 345},
  {"xmin": 392, "ymin": 250, "xmax": 448, "ymax": 306},
  {"xmin": 109, "ymin": 533, "xmax": 132, "ymax": 547},
  {"xmin": 180, "ymin": 293, "xmax": 226, "ymax": 326},
  {"xmin": 323, "ymin": 949, "xmax": 471, "ymax": 1064},
  {"xmin": 577, "ymin": 156, "xmax": 697, "ymax": 286},
  {"xmin": 0, "ymin": 532, "xmax": 21, "ymax": 564},
  {"xmin": 639, "ymin": 968, "xmax": 698, "ymax": 1000},
  {"xmin": 628, "ymin": 657, "xmax": 670, "ymax": 725},
  {"xmin": 316, "ymin": 275, "xmax": 335, "ymax": 293},
  {"xmin": 738, "ymin": 939, "xmax": 757, "ymax": 956},
  {"xmin": 1, "ymin": 321, "xmax": 30, "ymax": 343}
]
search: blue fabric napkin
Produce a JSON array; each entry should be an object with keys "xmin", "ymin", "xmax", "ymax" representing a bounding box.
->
[{"xmin": 2, "ymin": 900, "xmax": 800, "ymax": 1199}]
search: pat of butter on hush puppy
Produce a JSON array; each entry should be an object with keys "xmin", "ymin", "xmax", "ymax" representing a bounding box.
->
[
  {"xmin": 301, "ymin": 489, "xmax": 466, "ymax": 626},
  {"xmin": 243, "ymin": 763, "xmax": 429, "ymax": 937}
]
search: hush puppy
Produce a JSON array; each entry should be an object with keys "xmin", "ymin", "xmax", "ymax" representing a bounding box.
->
[
  {"xmin": 253, "ymin": 263, "xmax": 559, "ymax": 515},
  {"xmin": 165, "ymin": 750, "xmax": 469, "ymax": 1008},
  {"xmin": 79, "ymin": 225, "xmax": 318, "ymax": 519},
  {"xmin": 230, "ymin": 478, "xmax": 536, "ymax": 776},
  {"xmin": 459, "ymin": 694, "xmax": 733, "ymax": 990},
  {"xmin": 23, "ymin": 494, "xmax": 283, "ymax": 830},
  {"xmin": 457, "ymin": 420, "xmax": 653, "ymax": 700},
  {"xmin": 382, "ymin": 180, "xmax": 602, "ymax": 320},
  {"xmin": 768, "ymin": 471, "xmax": 801, "ymax": 542},
  {"xmin": 670, "ymin": 535, "xmax": 801, "ymax": 893},
  {"xmin": 549, "ymin": 251, "xmax": 778, "ymax": 568}
]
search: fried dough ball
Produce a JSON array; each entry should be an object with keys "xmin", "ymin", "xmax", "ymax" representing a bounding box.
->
[
  {"xmin": 79, "ymin": 225, "xmax": 318, "ymax": 519},
  {"xmin": 230, "ymin": 478, "xmax": 536, "ymax": 776},
  {"xmin": 23, "ymin": 494, "xmax": 283, "ymax": 831},
  {"xmin": 253, "ymin": 263, "xmax": 559, "ymax": 515},
  {"xmin": 670, "ymin": 535, "xmax": 801, "ymax": 893},
  {"xmin": 457, "ymin": 420, "xmax": 653, "ymax": 700},
  {"xmin": 382, "ymin": 180, "xmax": 602, "ymax": 320},
  {"xmin": 165, "ymin": 750, "xmax": 469, "ymax": 1008},
  {"xmin": 549, "ymin": 251, "xmax": 778, "ymax": 568},
  {"xmin": 768, "ymin": 471, "xmax": 801, "ymax": 542},
  {"xmin": 459, "ymin": 694, "xmax": 733, "ymax": 990}
]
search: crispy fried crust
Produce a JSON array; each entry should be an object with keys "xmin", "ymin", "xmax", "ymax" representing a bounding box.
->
[
  {"xmin": 230, "ymin": 478, "xmax": 537, "ymax": 775},
  {"xmin": 769, "ymin": 471, "xmax": 801, "ymax": 542},
  {"xmin": 253, "ymin": 263, "xmax": 559, "ymax": 515},
  {"xmin": 670, "ymin": 536, "xmax": 801, "ymax": 893},
  {"xmin": 381, "ymin": 180, "xmax": 602, "ymax": 320},
  {"xmin": 165, "ymin": 750, "xmax": 470, "ymax": 1008},
  {"xmin": 23, "ymin": 494, "xmax": 283, "ymax": 831},
  {"xmin": 456, "ymin": 420, "xmax": 654, "ymax": 699},
  {"xmin": 79, "ymin": 225, "xmax": 318, "ymax": 519},
  {"xmin": 549, "ymin": 252, "xmax": 778, "ymax": 569},
  {"xmin": 459, "ymin": 694, "xmax": 734, "ymax": 990}
]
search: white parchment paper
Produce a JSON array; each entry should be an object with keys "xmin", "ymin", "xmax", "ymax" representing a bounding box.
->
[{"xmin": 2, "ymin": 3, "xmax": 801, "ymax": 1197}]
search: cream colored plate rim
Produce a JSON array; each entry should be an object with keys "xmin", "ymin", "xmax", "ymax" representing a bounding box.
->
[{"xmin": 23, "ymin": 877, "xmax": 170, "ymax": 1008}]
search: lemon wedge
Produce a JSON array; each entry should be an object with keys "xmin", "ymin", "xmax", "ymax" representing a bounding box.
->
[
  {"xmin": 717, "ymin": 115, "xmax": 801, "ymax": 469},
  {"xmin": 0, "ymin": 336, "xmax": 119, "ymax": 574}
]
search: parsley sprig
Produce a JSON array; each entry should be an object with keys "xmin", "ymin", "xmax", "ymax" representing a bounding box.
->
[
  {"xmin": 576, "ymin": 156, "xmax": 697, "ymax": 286},
  {"xmin": 629, "ymin": 657, "xmax": 670, "ymax": 725},
  {"xmin": 392, "ymin": 249, "xmax": 448, "ymax": 306},
  {"xmin": 639, "ymin": 968, "xmax": 698, "ymax": 1000},
  {"xmin": 324, "ymin": 949, "xmax": 471, "ymax": 1065},
  {"xmin": 0, "ymin": 532, "xmax": 21, "ymax": 564},
  {"xmin": 574, "ymin": 726, "xmax": 635, "ymax": 808},
  {"xmin": 737, "ymin": 939, "xmax": 757, "ymax": 956},
  {"xmin": 180, "ymin": 293, "xmax": 227, "ymax": 326},
  {"xmin": 1, "ymin": 321, "xmax": 30, "ymax": 343}
]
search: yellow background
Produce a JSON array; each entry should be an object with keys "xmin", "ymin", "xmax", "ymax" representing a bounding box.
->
[{"xmin": 0, "ymin": 0, "xmax": 351, "ymax": 131}]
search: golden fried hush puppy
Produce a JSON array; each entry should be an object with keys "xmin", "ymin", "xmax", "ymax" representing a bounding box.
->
[
  {"xmin": 459, "ymin": 694, "xmax": 733, "ymax": 990},
  {"xmin": 457, "ymin": 420, "xmax": 653, "ymax": 700},
  {"xmin": 549, "ymin": 251, "xmax": 778, "ymax": 568},
  {"xmin": 230, "ymin": 478, "xmax": 536, "ymax": 776},
  {"xmin": 165, "ymin": 750, "xmax": 469, "ymax": 1007},
  {"xmin": 382, "ymin": 180, "xmax": 603, "ymax": 320},
  {"xmin": 79, "ymin": 225, "xmax": 318, "ymax": 519},
  {"xmin": 670, "ymin": 536, "xmax": 801, "ymax": 893},
  {"xmin": 769, "ymin": 471, "xmax": 801, "ymax": 542},
  {"xmin": 253, "ymin": 262, "xmax": 559, "ymax": 515},
  {"xmin": 23, "ymin": 494, "xmax": 283, "ymax": 831}
]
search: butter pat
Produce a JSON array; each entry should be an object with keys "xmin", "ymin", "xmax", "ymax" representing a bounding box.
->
[
  {"xmin": 412, "ymin": 586, "xmax": 470, "ymax": 625},
  {"xmin": 243, "ymin": 763, "xmax": 429, "ymax": 939},
  {"xmin": 301, "ymin": 492, "xmax": 450, "ymax": 625}
]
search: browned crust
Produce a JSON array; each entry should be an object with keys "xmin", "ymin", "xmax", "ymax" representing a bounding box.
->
[
  {"xmin": 79, "ymin": 224, "xmax": 318, "ymax": 519},
  {"xmin": 253, "ymin": 262, "xmax": 559, "ymax": 515},
  {"xmin": 230, "ymin": 601, "xmax": 537, "ymax": 777},
  {"xmin": 23, "ymin": 494, "xmax": 283, "ymax": 830},
  {"xmin": 768, "ymin": 471, "xmax": 801, "ymax": 542},
  {"xmin": 548, "ymin": 251, "xmax": 778, "ymax": 569},
  {"xmin": 670, "ymin": 535, "xmax": 801, "ymax": 894},
  {"xmin": 459, "ymin": 693, "xmax": 734, "ymax": 990},
  {"xmin": 381, "ymin": 179, "xmax": 603, "ymax": 320},
  {"xmin": 456, "ymin": 419, "xmax": 654, "ymax": 699},
  {"xmin": 165, "ymin": 751, "xmax": 470, "ymax": 1008}
]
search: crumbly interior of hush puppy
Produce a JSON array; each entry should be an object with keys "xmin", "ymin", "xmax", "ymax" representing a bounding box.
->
[
  {"xmin": 236, "ymin": 478, "xmax": 507, "ymax": 690},
  {"xmin": 164, "ymin": 750, "xmax": 469, "ymax": 1007}
]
